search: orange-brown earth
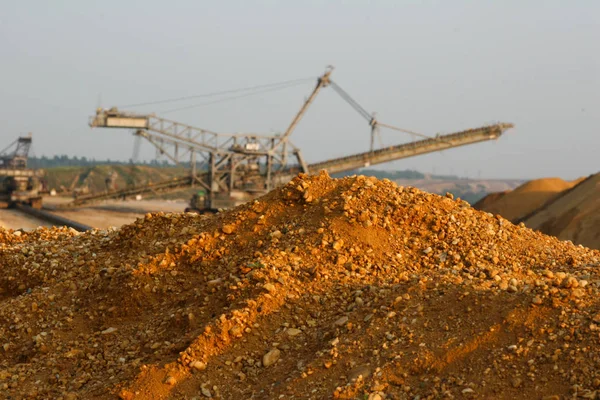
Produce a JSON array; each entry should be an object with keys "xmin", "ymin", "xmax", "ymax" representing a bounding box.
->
[
  {"xmin": 474, "ymin": 177, "xmax": 584, "ymax": 222},
  {"xmin": 523, "ymin": 173, "xmax": 600, "ymax": 250},
  {"xmin": 1, "ymin": 172, "xmax": 600, "ymax": 399},
  {"xmin": 476, "ymin": 173, "xmax": 600, "ymax": 250}
]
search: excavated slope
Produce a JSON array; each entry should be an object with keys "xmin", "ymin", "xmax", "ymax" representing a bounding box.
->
[
  {"xmin": 474, "ymin": 177, "xmax": 583, "ymax": 222},
  {"xmin": 472, "ymin": 190, "xmax": 509, "ymax": 211},
  {"xmin": 1, "ymin": 172, "xmax": 600, "ymax": 399},
  {"xmin": 524, "ymin": 173, "xmax": 600, "ymax": 250}
]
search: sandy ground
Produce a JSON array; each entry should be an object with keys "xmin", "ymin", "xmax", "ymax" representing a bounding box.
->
[
  {"xmin": 52, "ymin": 198, "xmax": 189, "ymax": 229},
  {"xmin": 474, "ymin": 177, "xmax": 583, "ymax": 222},
  {"xmin": 91, "ymin": 199, "xmax": 188, "ymax": 214},
  {"xmin": 0, "ymin": 209, "xmax": 53, "ymax": 230},
  {"xmin": 0, "ymin": 197, "xmax": 190, "ymax": 231},
  {"xmin": 524, "ymin": 173, "xmax": 600, "ymax": 249},
  {"xmin": 50, "ymin": 209, "xmax": 146, "ymax": 230},
  {"xmin": 43, "ymin": 196, "xmax": 188, "ymax": 213}
]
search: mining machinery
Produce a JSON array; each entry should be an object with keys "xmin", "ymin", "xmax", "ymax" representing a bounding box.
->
[
  {"xmin": 86, "ymin": 67, "xmax": 514, "ymax": 212},
  {"xmin": 0, "ymin": 135, "xmax": 43, "ymax": 208}
]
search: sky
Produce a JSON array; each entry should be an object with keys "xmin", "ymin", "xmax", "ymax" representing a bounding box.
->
[{"xmin": 1, "ymin": 0, "xmax": 598, "ymax": 180}]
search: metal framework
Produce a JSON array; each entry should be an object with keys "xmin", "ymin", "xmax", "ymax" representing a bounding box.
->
[
  {"xmin": 0, "ymin": 135, "xmax": 32, "ymax": 170},
  {"xmin": 89, "ymin": 69, "xmax": 333, "ymax": 209},
  {"xmin": 0, "ymin": 135, "xmax": 42, "ymax": 208},
  {"xmin": 88, "ymin": 67, "xmax": 514, "ymax": 210},
  {"xmin": 90, "ymin": 114, "xmax": 309, "ymax": 208}
]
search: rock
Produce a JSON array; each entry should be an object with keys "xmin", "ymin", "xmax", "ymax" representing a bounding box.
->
[
  {"xmin": 221, "ymin": 225, "xmax": 235, "ymax": 234},
  {"xmin": 368, "ymin": 393, "xmax": 383, "ymax": 400},
  {"xmin": 263, "ymin": 283, "xmax": 276, "ymax": 293},
  {"xmin": 190, "ymin": 360, "xmax": 207, "ymax": 371},
  {"xmin": 286, "ymin": 328, "xmax": 302, "ymax": 337},
  {"xmin": 208, "ymin": 278, "xmax": 222, "ymax": 286},
  {"xmin": 164, "ymin": 376, "xmax": 176, "ymax": 385},
  {"xmin": 64, "ymin": 349, "xmax": 83, "ymax": 358},
  {"xmin": 486, "ymin": 268, "xmax": 499, "ymax": 278},
  {"xmin": 229, "ymin": 324, "xmax": 243, "ymax": 337},
  {"xmin": 334, "ymin": 316, "xmax": 349, "ymax": 326},
  {"xmin": 562, "ymin": 276, "xmax": 579, "ymax": 288},
  {"xmin": 512, "ymin": 377, "xmax": 522, "ymax": 388},
  {"xmin": 532, "ymin": 296, "xmax": 543, "ymax": 305},
  {"xmin": 462, "ymin": 388, "xmax": 475, "ymax": 394},
  {"xmin": 423, "ymin": 247, "xmax": 432, "ymax": 255},
  {"xmin": 101, "ymin": 327, "xmax": 117, "ymax": 335},
  {"xmin": 201, "ymin": 387, "xmax": 212, "ymax": 398},
  {"xmin": 348, "ymin": 365, "xmax": 371, "ymax": 381},
  {"xmin": 262, "ymin": 348, "xmax": 281, "ymax": 367},
  {"xmin": 332, "ymin": 240, "xmax": 344, "ymax": 251},
  {"xmin": 270, "ymin": 230, "xmax": 283, "ymax": 239}
]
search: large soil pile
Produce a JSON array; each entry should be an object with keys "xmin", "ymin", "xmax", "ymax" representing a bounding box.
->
[
  {"xmin": 474, "ymin": 177, "xmax": 582, "ymax": 222},
  {"xmin": 471, "ymin": 190, "xmax": 510, "ymax": 211},
  {"xmin": 1, "ymin": 172, "xmax": 600, "ymax": 399},
  {"xmin": 523, "ymin": 173, "xmax": 600, "ymax": 250}
]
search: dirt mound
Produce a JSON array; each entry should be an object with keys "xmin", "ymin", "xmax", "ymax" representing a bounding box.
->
[
  {"xmin": 524, "ymin": 173, "xmax": 600, "ymax": 250},
  {"xmin": 474, "ymin": 177, "xmax": 582, "ymax": 222},
  {"xmin": 472, "ymin": 190, "xmax": 509, "ymax": 210},
  {"xmin": 1, "ymin": 172, "xmax": 600, "ymax": 399}
]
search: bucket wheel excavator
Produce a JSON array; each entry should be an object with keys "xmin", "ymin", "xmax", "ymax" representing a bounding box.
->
[{"xmin": 83, "ymin": 67, "xmax": 513, "ymax": 212}]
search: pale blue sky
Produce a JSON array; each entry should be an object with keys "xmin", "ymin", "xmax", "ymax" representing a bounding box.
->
[{"xmin": 1, "ymin": 0, "xmax": 598, "ymax": 179}]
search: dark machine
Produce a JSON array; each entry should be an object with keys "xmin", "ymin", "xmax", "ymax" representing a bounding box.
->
[{"xmin": 0, "ymin": 135, "xmax": 43, "ymax": 209}]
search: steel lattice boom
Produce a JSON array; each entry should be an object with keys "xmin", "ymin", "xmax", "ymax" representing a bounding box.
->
[{"xmin": 84, "ymin": 68, "xmax": 514, "ymax": 210}]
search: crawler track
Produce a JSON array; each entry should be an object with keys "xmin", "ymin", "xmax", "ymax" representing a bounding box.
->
[{"xmin": 15, "ymin": 204, "xmax": 92, "ymax": 232}]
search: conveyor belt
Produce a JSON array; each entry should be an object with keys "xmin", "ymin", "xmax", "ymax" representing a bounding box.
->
[
  {"xmin": 64, "ymin": 123, "xmax": 513, "ymax": 208},
  {"xmin": 306, "ymin": 123, "xmax": 513, "ymax": 175}
]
